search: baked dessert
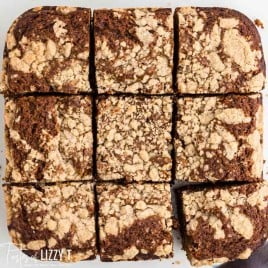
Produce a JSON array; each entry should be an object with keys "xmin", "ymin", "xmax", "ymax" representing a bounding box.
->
[
  {"xmin": 177, "ymin": 182, "xmax": 268, "ymax": 266},
  {"xmin": 97, "ymin": 96, "xmax": 172, "ymax": 182},
  {"xmin": 175, "ymin": 94, "xmax": 263, "ymax": 182},
  {"xmin": 5, "ymin": 96, "xmax": 93, "ymax": 183},
  {"xmin": 94, "ymin": 8, "xmax": 173, "ymax": 94},
  {"xmin": 3, "ymin": 182, "xmax": 96, "ymax": 262},
  {"xmin": 175, "ymin": 7, "xmax": 266, "ymax": 94},
  {"xmin": 0, "ymin": 5, "xmax": 266, "ymax": 267},
  {"xmin": 97, "ymin": 183, "xmax": 173, "ymax": 261},
  {"xmin": 1, "ymin": 6, "xmax": 91, "ymax": 94}
]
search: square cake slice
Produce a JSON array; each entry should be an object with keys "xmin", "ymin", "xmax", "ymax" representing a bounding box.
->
[
  {"xmin": 97, "ymin": 183, "xmax": 173, "ymax": 261},
  {"xmin": 176, "ymin": 7, "xmax": 266, "ymax": 94},
  {"xmin": 97, "ymin": 96, "xmax": 172, "ymax": 182},
  {"xmin": 1, "ymin": 6, "xmax": 91, "ymax": 94},
  {"xmin": 177, "ymin": 182, "xmax": 268, "ymax": 266},
  {"xmin": 5, "ymin": 96, "xmax": 93, "ymax": 183},
  {"xmin": 175, "ymin": 94, "xmax": 263, "ymax": 182},
  {"xmin": 4, "ymin": 182, "xmax": 96, "ymax": 262},
  {"xmin": 94, "ymin": 8, "xmax": 173, "ymax": 94}
]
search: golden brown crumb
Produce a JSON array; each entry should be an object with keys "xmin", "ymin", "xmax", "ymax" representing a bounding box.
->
[{"xmin": 254, "ymin": 19, "xmax": 264, "ymax": 29}]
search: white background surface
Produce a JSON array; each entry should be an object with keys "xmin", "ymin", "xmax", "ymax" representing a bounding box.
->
[{"xmin": 0, "ymin": 1, "xmax": 267, "ymax": 268}]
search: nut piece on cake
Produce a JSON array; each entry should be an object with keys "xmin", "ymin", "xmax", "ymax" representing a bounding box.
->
[
  {"xmin": 175, "ymin": 7, "xmax": 266, "ymax": 94},
  {"xmin": 1, "ymin": 6, "xmax": 91, "ymax": 94},
  {"xmin": 97, "ymin": 183, "xmax": 173, "ymax": 261},
  {"xmin": 177, "ymin": 182, "xmax": 268, "ymax": 266},
  {"xmin": 175, "ymin": 94, "xmax": 263, "ymax": 182},
  {"xmin": 4, "ymin": 183, "xmax": 96, "ymax": 262},
  {"xmin": 5, "ymin": 96, "xmax": 93, "ymax": 183},
  {"xmin": 96, "ymin": 96, "xmax": 173, "ymax": 182},
  {"xmin": 94, "ymin": 8, "xmax": 173, "ymax": 94}
]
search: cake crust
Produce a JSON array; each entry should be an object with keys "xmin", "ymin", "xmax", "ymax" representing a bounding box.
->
[
  {"xmin": 4, "ymin": 183, "xmax": 96, "ymax": 262},
  {"xmin": 175, "ymin": 94, "xmax": 263, "ymax": 182},
  {"xmin": 94, "ymin": 8, "xmax": 173, "ymax": 94},
  {"xmin": 176, "ymin": 7, "xmax": 266, "ymax": 94},
  {"xmin": 97, "ymin": 96, "xmax": 172, "ymax": 182},
  {"xmin": 178, "ymin": 183, "xmax": 268, "ymax": 266},
  {"xmin": 1, "ymin": 6, "xmax": 91, "ymax": 94},
  {"xmin": 97, "ymin": 183, "xmax": 173, "ymax": 261},
  {"xmin": 5, "ymin": 96, "xmax": 93, "ymax": 183}
]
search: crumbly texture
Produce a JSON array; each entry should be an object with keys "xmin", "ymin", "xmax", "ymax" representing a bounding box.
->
[
  {"xmin": 176, "ymin": 7, "xmax": 266, "ymax": 94},
  {"xmin": 179, "ymin": 182, "xmax": 268, "ymax": 266},
  {"xmin": 97, "ymin": 183, "xmax": 173, "ymax": 261},
  {"xmin": 97, "ymin": 96, "xmax": 172, "ymax": 182},
  {"xmin": 4, "ymin": 183, "xmax": 96, "ymax": 262},
  {"xmin": 5, "ymin": 96, "xmax": 93, "ymax": 183},
  {"xmin": 1, "ymin": 6, "xmax": 91, "ymax": 94},
  {"xmin": 175, "ymin": 94, "xmax": 263, "ymax": 182},
  {"xmin": 254, "ymin": 19, "xmax": 264, "ymax": 29},
  {"xmin": 94, "ymin": 8, "xmax": 173, "ymax": 94}
]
